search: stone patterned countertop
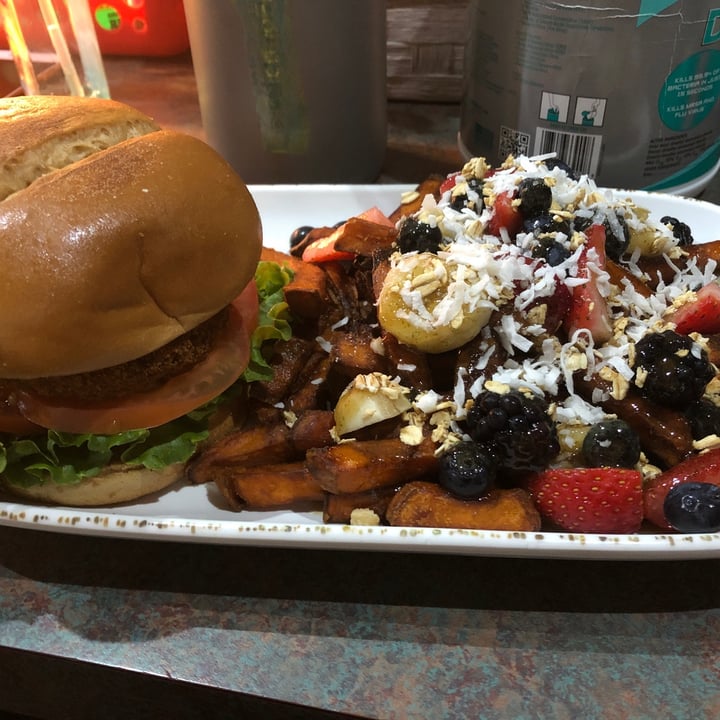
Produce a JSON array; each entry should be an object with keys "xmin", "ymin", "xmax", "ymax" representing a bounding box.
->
[
  {"xmin": 1, "ymin": 54, "xmax": 720, "ymax": 720},
  {"xmin": 2, "ymin": 525, "xmax": 720, "ymax": 719}
]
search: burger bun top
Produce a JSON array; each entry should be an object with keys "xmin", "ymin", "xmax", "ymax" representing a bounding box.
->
[{"xmin": 0, "ymin": 97, "xmax": 262, "ymax": 379}]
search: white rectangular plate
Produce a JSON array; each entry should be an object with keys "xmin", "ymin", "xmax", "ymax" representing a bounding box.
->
[{"xmin": 1, "ymin": 184, "xmax": 720, "ymax": 559}]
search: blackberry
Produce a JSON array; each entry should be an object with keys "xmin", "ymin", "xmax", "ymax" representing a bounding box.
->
[
  {"xmin": 397, "ymin": 217, "xmax": 443, "ymax": 254},
  {"xmin": 663, "ymin": 482, "xmax": 720, "ymax": 533},
  {"xmin": 543, "ymin": 157, "xmax": 580, "ymax": 180},
  {"xmin": 517, "ymin": 177, "xmax": 552, "ymax": 218},
  {"xmin": 634, "ymin": 330, "xmax": 715, "ymax": 410},
  {"xmin": 438, "ymin": 441, "xmax": 497, "ymax": 500},
  {"xmin": 574, "ymin": 210, "xmax": 629, "ymax": 261},
  {"xmin": 603, "ymin": 212, "xmax": 630, "ymax": 261},
  {"xmin": 450, "ymin": 178, "xmax": 484, "ymax": 212},
  {"xmin": 582, "ymin": 419, "xmax": 641, "ymax": 468},
  {"xmin": 531, "ymin": 237, "xmax": 571, "ymax": 267},
  {"xmin": 465, "ymin": 390, "xmax": 559, "ymax": 478},
  {"xmin": 685, "ymin": 399, "xmax": 720, "ymax": 440},
  {"xmin": 660, "ymin": 215, "xmax": 694, "ymax": 246}
]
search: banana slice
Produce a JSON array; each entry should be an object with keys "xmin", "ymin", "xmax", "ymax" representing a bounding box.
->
[
  {"xmin": 377, "ymin": 251, "xmax": 493, "ymax": 353},
  {"xmin": 334, "ymin": 372, "xmax": 412, "ymax": 436},
  {"xmin": 625, "ymin": 205, "xmax": 680, "ymax": 257}
]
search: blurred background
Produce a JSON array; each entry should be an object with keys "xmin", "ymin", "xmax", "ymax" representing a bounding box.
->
[{"xmin": 0, "ymin": 0, "xmax": 470, "ymax": 101}]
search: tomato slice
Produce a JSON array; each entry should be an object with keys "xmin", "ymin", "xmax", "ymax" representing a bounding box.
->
[
  {"xmin": 233, "ymin": 279, "xmax": 260, "ymax": 334},
  {"xmin": 0, "ymin": 398, "xmax": 44, "ymax": 435},
  {"xmin": 15, "ymin": 304, "xmax": 251, "ymax": 435}
]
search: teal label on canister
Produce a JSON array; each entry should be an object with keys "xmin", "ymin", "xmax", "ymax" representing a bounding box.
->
[{"xmin": 459, "ymin": 0, "xmax": 720, "ymax": 195}]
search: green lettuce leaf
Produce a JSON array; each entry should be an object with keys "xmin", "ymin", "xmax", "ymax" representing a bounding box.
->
[
  {"xmin": 243, "ymin": 260, "xmax": 294, "ymax": 382},
  {"xmin": 0, "ymin": 419, "xmax": 209, "ymax": 488}
]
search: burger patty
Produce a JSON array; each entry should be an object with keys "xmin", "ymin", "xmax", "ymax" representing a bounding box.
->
[{"xmin": 8, "ymin": 308, "xmax": 230, "ymax": 404}]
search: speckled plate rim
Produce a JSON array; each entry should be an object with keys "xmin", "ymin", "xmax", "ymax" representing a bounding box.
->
[
  {"xmin": 0, "ymin": 495, "xmax": 718, "ymax": 559},
  {"xmin": 1, "ymin": 184, "xmax": 720, "ymax": 560}
]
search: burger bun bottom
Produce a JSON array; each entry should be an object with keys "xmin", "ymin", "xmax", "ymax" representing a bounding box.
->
[
  {"xmin": 0, "ymin": 409, "xmax": 236, "ymax": 507},
  {"xmin": 1, "ymin": 462, "xmax": 183, "ymax": 507}
]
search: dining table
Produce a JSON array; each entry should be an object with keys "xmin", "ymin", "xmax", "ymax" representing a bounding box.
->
[{"xmin": 1, "ymin": 52, "xmax": 720, "ymax": 720}]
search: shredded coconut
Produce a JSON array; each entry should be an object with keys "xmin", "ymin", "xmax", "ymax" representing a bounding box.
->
[{"xmin": 365, "ymin": 153, "xmax": 711, "ymax": 469}]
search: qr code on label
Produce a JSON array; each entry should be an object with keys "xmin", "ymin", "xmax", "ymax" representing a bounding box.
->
[{"xmin": 499, "ymin": 126, "xmax": 530, "ymax": 159}]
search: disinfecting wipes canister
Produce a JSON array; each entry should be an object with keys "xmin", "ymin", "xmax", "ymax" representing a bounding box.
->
[{"xmin": 459, "ymin": 1, "xmax": 720, "ymax": 195}]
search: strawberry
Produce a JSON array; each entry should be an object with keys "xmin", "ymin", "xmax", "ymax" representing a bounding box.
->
[
  {"xmin": 643, "ymin": 447, "xmax": 720, "ymax": 530},
  {"xmin": 301, "ymin": 232, "xmax": 356, "ymax": 263},
  {"xmin": 302, "ymin": 206, "xmax": 393, "ymax": 263},
  {"xmin": 524, "ymin": 274, "xmax": 572, "ymax": 335},
  {"xmin": 667, "ymin": 282, "xmax": 720, "ymax": 336},
  {"xmin": 527, "ymin": 466, "xmax": 644, "ymax": 533},
  {"xmin": 562, "ymin": 223, "xmax": 613, "ymax": 344},
  {"xmin": 485, "ymin": 190, "xmax": 523, "ymax": 238},
  {"xmin": 439, "ymin": 172, "xmax": 461, "ymax": 195},
  {"xmin": 356, "ymin": 206, "xmax": 396, "ymax": 228}
]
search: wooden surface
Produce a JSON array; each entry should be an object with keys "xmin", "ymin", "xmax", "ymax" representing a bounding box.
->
[{"xmin": 386, "ymin": 0, "xmax": 470, "ymax": 102}]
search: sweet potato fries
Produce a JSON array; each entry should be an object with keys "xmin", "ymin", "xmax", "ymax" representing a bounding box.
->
[
  {"xmin": 187, "ymin": 175, "xmax": 541, "ymax": 532},
  {"xmin": 187, "ymin": 171, "xmax": 720, "ymax": 535}
]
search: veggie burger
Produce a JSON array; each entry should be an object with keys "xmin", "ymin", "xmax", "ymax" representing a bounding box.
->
[{"xmin": 0, "ymin": 95, "xmax": 263, "ymax": 506}]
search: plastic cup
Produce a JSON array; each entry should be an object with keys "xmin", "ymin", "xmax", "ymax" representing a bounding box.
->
[{"xmin": 183, "ymin": 0, "xmax": 387, "ymax": 184}]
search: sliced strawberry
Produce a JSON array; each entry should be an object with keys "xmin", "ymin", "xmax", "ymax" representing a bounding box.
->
[
  {"xmin": 643, "ymin": 447, "xmax": 720, "ymax": 530},
  {"xmin": 562, "ymin": 224, "xmax": 613, "ymax": 344},
  {"xmin": 667, "ymin": 282, "xmax": 720, "ymax": 335},
  {"xmin": 439, "ymin": 172, "xmax": 461, "ymax": 195},
  {"xmin": 486, "ymin": 190, "xmax": 523, "ymax": 238},
  {"xmin": 357, "ymin": 206, "xmax": 396, "ymax": 228},
  {"xmin": 301, "ymin": 233, "xmax": 356, "ymax": 263},
  {"xmin": 301, "ymin": 206, "xmax": 394, "ymax": 263},
  {"xmin": 527, "ymin": 466, "xmax": 643, "ymax": 534},
  {"xmin": 524, "ymin": 274, "xmax": 572, "ymax": 334}
]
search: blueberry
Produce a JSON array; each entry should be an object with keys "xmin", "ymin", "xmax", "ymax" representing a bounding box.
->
[
  {"xmin": 663, "ymin": 482, "xmax": 720, "ymax": 533},
  {"xmin": 532, "ymin": 237, "xmax": 571, "ymax": 266},
  {"xmin": 290, "ymin": 225, "xmax": 314, "ymax": 248},
  {"xmin": 523, "ymin": 213, "xmax": 571, "ymax": 238},
  {"xmin": 438, "ymin": 441, "xmax": 497, "ymax": 500},
  {"xmin": 582, "ymin": 419, "xmax": 641, "ymax": 468}
]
